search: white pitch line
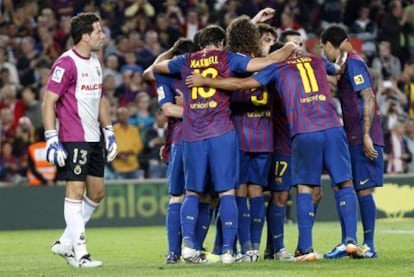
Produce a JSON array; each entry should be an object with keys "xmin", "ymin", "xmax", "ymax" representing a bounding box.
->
[{"xmin": 380, "ymin": 230, "xmax": 414, "ymax": 234}]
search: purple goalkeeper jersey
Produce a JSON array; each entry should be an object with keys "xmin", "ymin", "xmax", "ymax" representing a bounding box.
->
[
  {"xmin": 252, "ymin": 54, "xmax": 342, "ymax": 136},
  {"xmin": 337, "ymin": 51, "xmax": 384, "ymax": 146},
  {"xmin": 46, "ymin": 48, "xmax": 103, "ymax": 142},
  {"xmin": 168, "ymin": 50, "xmax": 251, "ymax": 142},
  {"xmin": 230, "ymin": 84, "xmax": 273, "ymax": 152}
]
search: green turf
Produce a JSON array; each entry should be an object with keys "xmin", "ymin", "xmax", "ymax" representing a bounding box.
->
[{"xmin": 0, "ymin": 220, "xmax": 413, "ymax": 277}]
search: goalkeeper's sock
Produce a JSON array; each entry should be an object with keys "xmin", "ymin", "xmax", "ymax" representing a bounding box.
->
[
  {"xmin": 220, "ymin": 195, "xmax": 238, "ymax": 253},
  {"xmin": 180, "ymin": 195, "xmax": 199, "ymax": 249},
  {"xmin": 166, "ymin": 202, "xmax": 182, "ymax": 254},
  {"xmin": 296, "ymin": 193, "xmax": 314, "ymax": 253},
  {"xmin": 59, "ymin": 194, "xmax": 99, "ymax": 246},
  {"xmin": 249, "ymin": 196, "xmax": 265, "ymax": 251},
  {"xmin": 358, "ymin": 193, "xmax": 376, "ymax": 250},
  {"xmin": 236, "ymin": 196, "xmax": 251, "ymax": 253},
  {"xmin": 64, "ymin": 198, "xmax": 88, "ymax": 260}
]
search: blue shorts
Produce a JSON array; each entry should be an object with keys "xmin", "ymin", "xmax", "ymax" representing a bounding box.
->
[
  {"xmin": 292, "ymin": 127, "xmax": 352, "ymax": 187},
  {"xmin": 268, "ymin": 154, "xmax": 292, "ymax": 192},
  {"xmin": 239, "ymin": 151, "xmax": 271, "ymax": 187},
  {"xmin": 183, "ymin": 131, "xmax": 239, "ymax": 193},
  {"xmin": 167, "ymin": 144, "xmax": 185, "ymax": 195},
  {"xmin": 350, "ymin": 144, "xmax": 384, "ymax": 190}
]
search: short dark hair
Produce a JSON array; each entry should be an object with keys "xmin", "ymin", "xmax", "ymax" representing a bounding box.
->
[
  {"xmin": 172, "ymin": 38, "xmax": 199, "ymax": 56},
  {"xmin": 197, "ymin": 25, "xmax": 225, "ymax": 49},
  {"xmin": 269, "ymin": 41, "xmax": 285, "ymax": 53},
  {"xmin": 70, "ymin": 12, "xmax": 100, "ymax": 45},
  {"xmin": 279, "ymin": 30, "xmax": 301, "ymax": 44},
  {"xmin": 257, "ymin": 23, "xmax": 277, "ymax": 40},
  {"xmin": 320, "ymin": 24, "xmax": 348, "ymax": 48}
]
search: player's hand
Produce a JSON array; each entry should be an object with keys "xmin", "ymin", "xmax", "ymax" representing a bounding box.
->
[
  {"xmin": 45, "ymin": 130, "xmax": 67, "ymax": 167},
  {"xmin": 103, "ymin": 125, "xmax": 118, "ymax": 162},
  {"xmin": 363, "ymin": 134, "xmax": 378, "ymax": 160},
  {"xmin": 185, "ymin": 72, "xmax": 203, "ymax": 87},
  {"xmin": 339, "ymin": 39, "xmax": 353, "ymax": 52},
  {"xmin": 175, "ymin": 89, "xmax": 184, "ymax": 106},
  {"xmin": 251, "ymin": 8, "xmax": 275, "ymax": 24}
]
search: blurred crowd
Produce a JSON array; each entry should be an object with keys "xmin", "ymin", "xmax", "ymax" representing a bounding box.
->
[{"xmin": 2, "ymin": 0, "xmax": 414, "ymax": 185}]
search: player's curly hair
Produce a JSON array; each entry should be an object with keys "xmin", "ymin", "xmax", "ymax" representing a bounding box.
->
[{"xmin": 225, "ymin": 15, "xmax": 261, "ymax": 57}]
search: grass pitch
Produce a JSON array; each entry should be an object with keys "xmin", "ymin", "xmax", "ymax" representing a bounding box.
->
[{"xmin": 0, "ymin": 220, "xmax": 413, "ymax": 277}]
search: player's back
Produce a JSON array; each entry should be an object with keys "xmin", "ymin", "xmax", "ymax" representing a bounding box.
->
[{"xmin": 271, "ymin": 54, "xmax": 342, "ymax": 136}]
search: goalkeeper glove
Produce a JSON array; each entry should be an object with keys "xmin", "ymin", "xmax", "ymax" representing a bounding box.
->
[
  {"xmin": 45, "ymin": 130, "xmax": 67, "ymax": 167},
  {"xmin": 103, "ymin": 125, "xmax": 118, "ymax": 162}
]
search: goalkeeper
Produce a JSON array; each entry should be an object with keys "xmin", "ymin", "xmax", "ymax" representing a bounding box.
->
[{"xmin": 41, "ymin": 12, "xmax": 117, "ymax": 268}]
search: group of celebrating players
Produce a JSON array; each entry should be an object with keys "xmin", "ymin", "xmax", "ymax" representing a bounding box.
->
[{"xmin": 147, "ymin": 7, "xmax": 383, "ymax": 264}]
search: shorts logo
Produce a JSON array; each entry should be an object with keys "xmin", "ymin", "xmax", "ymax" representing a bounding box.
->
[
  {"xmin": 353, "ymin": 74, "xmax": 364, "ymax": 85},
  {"xmin": 360, "ymin": 178, "xmax": 369, "ymax": 185},
  {"xmin": 51, "ymin": 66, "xmax": 65, "ymax": 83},
  {"xmin": 74, "ymin": 164, "xmax": 82, "ymax": 175}
]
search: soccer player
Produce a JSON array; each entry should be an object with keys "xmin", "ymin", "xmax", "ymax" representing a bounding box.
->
[
  {"xmin": 224, "ymin": 16, "xmax": 275, "ymax": 262},
  {"xmin": 320, "ymin": 25, "xmax": 384, "ymax": 259},
  {"xmin": 43, "ymin": 12, "xmax": 118, "ymax": 268},
  {"xmin": 153, "ymin": 25, "xmax": 296, "ymax": 264},
  {"xmin": 185, "ymin": 44, "xmax": 364, "ymax": 262},
  {"xmin": 147, "ymin": 38, "xmax": 202, "ymax": 264}
]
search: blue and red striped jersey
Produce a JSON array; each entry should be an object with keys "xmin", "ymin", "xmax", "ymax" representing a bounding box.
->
[
  {"xmin": 270, "ymin": 84, "xmax": 291, "ymax": 156},
  {"xmin": 252, "ymin": 54, "xmax": 342, "ymax": 136},
  {"xmin": 337, "ymin": 52, "xmax": 384, "ymax": 146},
  {"xmin": 230, "ymin": 82, "xmax": 273, "ymax": 152},
  {"xmin": 168, "ymin": 50, "xmax": 251, "ymax": 142},
  {"xmin": 154, "ymin": 72, "xmax": 183, "ymax": 145}
]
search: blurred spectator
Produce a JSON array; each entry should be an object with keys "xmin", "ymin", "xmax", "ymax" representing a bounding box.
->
[
  {"xmin": 403, "ymin": 1, "xmax": 414, "ymax": 61},
  {"xmin": 0, "ymin": 45, "xmax": 20, "ymax": 87},
  {"xmin": 276, "ymin": 10, "xmax": 307, "ymax": 42},
  {"xmin": 0, "ymin": 140, "xmax": 23, "ymax": 182},
  {"xmin": 35, "ymin": 25, "xmax": 61, "ymax": 61},
  {"xmin": 155, "ymin": 13, "xmax": 182, "ymax": 49},
  {"xmin": 143, "ymin": 110, "xmax": 167, "ymax": 178},
  {"xmin": 120, "ymin": 51, "xmax": 143, "ymax": 74},
  {"xmin": 217, "ymin": 0, "xmax": 238, "ymax": 27},
  {"xmin": 52, "ymin": 14, "xmax": 71, "ymax": 51},
  {"xmin": 348, "ymin": 5, "xmax": 378, "ymax": 63},
  {"xmin": 372, "ymin": 41, "xmax": 402, "ymax": 80},
  {"xmin": 379, "ymin": 0, "xmax": 407, "ymax": 64},
  {"xmin": 283, "ymin": 0, "xmax": 309, "ymax": 28},
  {"xmin": 21, "ymin": 85, "xmax": 42, "ymax": 131},
  {"xmin": 384, "ymin": 119, "xmax": 412, "ymax": 174},
  {"xmin": 165, "ymin": 0, "xmax": 185, "ymax": 27},
  {"xmin": 16, "ymin": 36, "xmax": 39, "ymax": 81},
  {"xmin": 181, "ymin": 7, "xmax": 203, "ymax": 40},
  {"xmin": 102, "ymin": 74, "xmax": 119, "ymax": 123},
  {"xmin": 136, "ymin": 30, "xmax": 164, "ymax": 69},
  {"xmin": 124, "ymin": 0, "xmax": 155, "ymax": 19},
  {"xmin": 20, "ymin": 56, "xmax": 51, "ymax": 87},
  {"xmin": 396, "ymin": 60, "xmax": 414, "ymax": 117},
  {"xmin": 319, "ymin": 0, "xmax": 344, "ymax": 29},
  {"xmin": 112, "ymin": 106, "xmax": 144, "ymax": 179},
  {"xmin": 380, "ymin": 97, "xmax": 408, "ymax": 137},
  {"xmin": 26, "ymin": 129, "xmax": 57, "ymax": 186},
  {"xmin": 377, "ymin": 79, "xmax": 407, "ymax": 116},
  {"xmin": 404, "ymin": 120, "xmax": 414, "ymax": 173},
  {"xmin": 0, "ymin": 107, "xmax": 14, "ymax": 139},
  {"xmin": 116, "ymin": 69, "xmax": 148, "ymax": 107},
  {"xmin": 0, "ymin": 84, "xmax": 26, "ymax": 136},
  {"xmin": 103, "ymin": 53, "xmax": 123, "ymax": 87},
  {"xmin": 128, "ymin": 92, "xmax": 154, "ymax": 140}
]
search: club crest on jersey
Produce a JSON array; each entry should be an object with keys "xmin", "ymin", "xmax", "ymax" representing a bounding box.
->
[
  {"xmin": 74, "ymin": 164, "xmax": 82, "ymax": 175},
  {"xmin": 157, "ymin": 86, "xmax": 165, "ymax": 101},
  {"xmin": 353, "ymin": 74, "xmax": 364, "ymax": 85},
  {"xmin": 96, "ymin": 66, "xmax": 101, "ymax": 76},
  {"xmin": 51, "ymin": 66, "xmax": 65, "ymax": 83}
]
